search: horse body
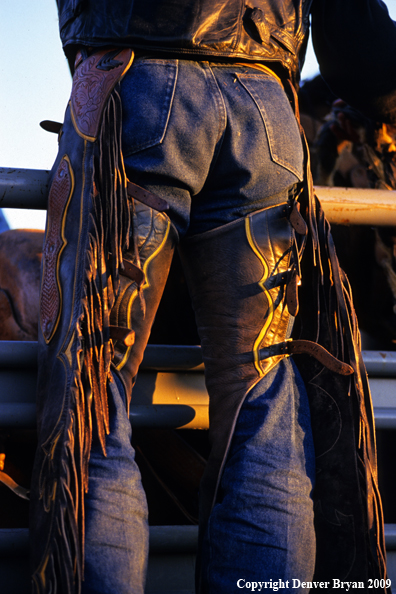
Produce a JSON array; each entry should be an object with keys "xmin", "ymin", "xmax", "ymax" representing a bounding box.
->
[{"xmin": 0, "ymin": 229, "xmax": 43, "ymax": 341}]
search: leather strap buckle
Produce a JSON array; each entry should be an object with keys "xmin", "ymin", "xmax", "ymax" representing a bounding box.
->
[
  {"xmin": 259, "ymin": 339, "xmax": 354, "ymax": 376},
  {"xmin": 127, "ymin": 181, "xmax": 169, "ymax": 212}
]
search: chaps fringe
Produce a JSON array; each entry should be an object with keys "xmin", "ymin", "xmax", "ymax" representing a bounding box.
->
[
  {"xmin": 34, "ymin": 85, "xmax": 131, "ymax": 594},
  {"xmin": 288, "ymin": 91, "xmax": 388, "ymax": 583},
  {"xmin": 298, "ymin": 174, "xmax": 388, "ymax": 586}
]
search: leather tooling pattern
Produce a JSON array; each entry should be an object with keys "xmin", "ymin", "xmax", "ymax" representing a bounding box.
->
[
  {"xmin": 70, "ymin": 48, "xmax": 133, "ymax": 140},
  {"xmin": 40, "ymin": 157, "xmax": 73, "ymax": 343}
]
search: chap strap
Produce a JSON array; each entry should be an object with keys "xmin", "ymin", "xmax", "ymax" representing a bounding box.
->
[{"xmin": 259, "ymin": 339, "xmax": 354, "ymax": 376}]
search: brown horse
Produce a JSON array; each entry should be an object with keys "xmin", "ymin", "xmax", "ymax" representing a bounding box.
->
[{"xmin": 0, "ymin": 229, "xmax": 43, "ymax": 341}]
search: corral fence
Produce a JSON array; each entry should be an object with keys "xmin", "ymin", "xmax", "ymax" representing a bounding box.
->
[{"xmin": 1, "ymin": 167, "xmax": 396, "ymax": 592}]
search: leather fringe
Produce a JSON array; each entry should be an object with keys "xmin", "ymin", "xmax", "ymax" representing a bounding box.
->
[
  {"xmin": 81, "ymin": 87, "xmax": 130, "ymax": 458},
  {"xmin": 284, "ymin": 79, "xmax": 387, "ymax": 585},
  {"xmin": 297, "ymin": 134, "xmax": 388, "ymax": 587},
  {"xmin": 33, "ymin": 85, "xmax": 131, "ymax": 594},
  {"xmin": 77, "ymin": 84, "xmax": 130, "ymax": 568}
]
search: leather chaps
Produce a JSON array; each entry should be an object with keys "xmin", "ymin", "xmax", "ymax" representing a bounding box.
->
[
  {"xmin": 29, "ymin": 47, "xmax": 175, "ymax": 594},
  {"xmin": 29, "ymin": 46, "xmax": 389, "ymax": 594},
  {"xmin": 180, "ymin": 195, "xmax": 388, "ymax": 591}
]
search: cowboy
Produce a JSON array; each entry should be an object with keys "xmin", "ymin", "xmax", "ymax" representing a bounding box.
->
[{"xmin": 31, "ymin": 1, "xmax": 396, "ymax": 592}]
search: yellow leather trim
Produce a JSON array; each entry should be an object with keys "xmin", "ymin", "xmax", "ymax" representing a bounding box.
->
[
  {"xmin": 121, "ymin": 49, "xmax": 135, "ymax": 80},
  {"xmin": 37, "ymin": 553, "xmax": 49, "ymax": 589},
  {"xmin": 43, "ymin": 154, "xmax": 75, "ymax": 344},
  {"xmin": 116, "ymin": 218, "xmax": 171, "ymax": 371},
  {"xmin": 55, "ymin": 155, "xmax": 74, "ymax": 335},
  {"xmin": 70, "ymin": 101, "xmax": 97, "ymax": 142},
  {"xmin": 63, "ymin": 330, "xmax": 75, "ymax": 368},
  {"xmin": 58, "ymin": 139, "xmax": 87, "ymax": 358},
  {"xmin": 245, "ymin": 216, "xmax": 274, "ymax": 376},
  {"xmin": 234, "ymin": 62, "xmax": 282, "ymax": 85}
]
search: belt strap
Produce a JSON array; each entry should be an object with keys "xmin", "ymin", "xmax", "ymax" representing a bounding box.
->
[{"xmin": 259, "ymin": 339, "xmax": 354, "ymax": 376}]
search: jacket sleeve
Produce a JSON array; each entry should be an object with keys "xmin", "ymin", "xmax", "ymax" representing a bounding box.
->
[{"xmin": 311, "ymin": 0, "xmax": 396, "ymax": 123}]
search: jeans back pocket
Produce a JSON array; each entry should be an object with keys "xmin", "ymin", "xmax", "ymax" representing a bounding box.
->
[
  {"xmin": 237, "ymin": 74, "xmax": 303, "ymax": 181},
  {"xmin": 120, "ymin": 59, "xmax": 178, "ymax": 156}
]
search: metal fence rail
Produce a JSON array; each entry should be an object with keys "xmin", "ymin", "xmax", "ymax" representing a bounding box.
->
[
  {"xmin": 1, "ymin": 168, "xmax": 396, "ymax": 590},
  {"xmin": 0, "ymin": 341, "xmax": 395, "ymax": 430},
  {"xmin": 2, "ymin": 167, "xmax": 396, "ymax": 225},
  {"xmin": 0, "ymin": 168, "xmax": 49, "ymax": 210},
  {"xmin": 0, "ymin": 526, "xmax": 199, "ymax": 594}
]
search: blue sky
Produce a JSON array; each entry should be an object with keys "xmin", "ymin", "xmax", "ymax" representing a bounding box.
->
[{"xmin": 1, "ymin": 0, "xmax": 396, "ymax": 230}]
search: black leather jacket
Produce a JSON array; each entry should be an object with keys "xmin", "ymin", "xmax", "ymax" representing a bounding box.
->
[
  {"xmin": 57, "ymin": 0, "xmax": 312, "ymax": 83},
  {"xmin": 57, "ymin": 0, "xmax": 396, "ymax": 122}
]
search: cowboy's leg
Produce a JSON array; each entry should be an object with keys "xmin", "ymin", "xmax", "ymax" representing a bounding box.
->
[
  {"xmin": 80, "ymin": 57, "xmax": 230, "ymax": 592},
  {"xmin": 180, "ymin": 206, "xmax": 316, "ymax": 593},
  {"xmin": 82, "ymin": 191, "xmax": 177, "ymax": 594},
  {"xmin": 202, "ymin": 359, "xmax": 315, "ymax": 592},
  {"xmin": 31, "ymin": 50, "xmax": 142, "ymax": 594},
  {"xmin": 178, "ymin": 64, "xmax": 316, "ymax": 592},
  {"xmin": 31, "ymin": 51, "xmax": 180, "ymax": 594},
  {"xmin": 82, "ymin": 374, "xmax": 149, "ymax": 594}
]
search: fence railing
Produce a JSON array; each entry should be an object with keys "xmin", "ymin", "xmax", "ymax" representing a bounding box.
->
[
  {"xmin": 1, "ymin": 167, "xmax": 396, "ymax": 591},
  {"xmin": 2, "ymin": 167, "xmax": 396, "ymax": 224}
]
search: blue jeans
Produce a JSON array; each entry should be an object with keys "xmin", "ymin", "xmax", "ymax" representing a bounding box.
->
[
  {"xmin": 83, "ymin": 57, "xmax": 314, "ymax": 592},
  {"xmin": 82, "ymin": 374, "xmax": 149, "ymax": 594},
  {"xmin": 201, "ymin": 359, "xmax": 315, "ymax": 593},
  {"xmin": 120, "ymin": 58, "xmax": 303, "ymax": 237}
]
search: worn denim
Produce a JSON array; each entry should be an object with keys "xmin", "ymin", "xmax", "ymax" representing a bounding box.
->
[
  {"xmin": 201, "ymin": 359, "xmax": 315, "ymax": 593},
  {"xmin": 83, "ymin": 57, "xmax": 314, "ymax": 593},
  {"xmin": 120, "ymin": 58, "xmax": 303, "ymax": 237},
  {"xmin": 82, "ymin": 374, "xmax": 149, "ymax": 594}
]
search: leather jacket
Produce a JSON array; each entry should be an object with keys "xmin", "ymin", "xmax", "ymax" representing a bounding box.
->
[
  {"xmin": 57, "ymin": 0, "xmax": 396, "ymax": 123},
  {"xmin": 57, "ymin": 0, "xmax": 313, "ymax": 83}
]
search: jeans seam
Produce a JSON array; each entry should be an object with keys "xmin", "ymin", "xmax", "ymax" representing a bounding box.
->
[{"xmin": 202, "ymin": 63, "xmax": 227, "ymax": 152}]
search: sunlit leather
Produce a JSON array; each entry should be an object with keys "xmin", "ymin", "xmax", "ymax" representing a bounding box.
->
[
  {"xmin": 57, "ymin": 0, "xmax": 313, "ymax": 83},
  {"xmin": 111, "ymin": 200, "xmax": 178, "ymax": 399}
]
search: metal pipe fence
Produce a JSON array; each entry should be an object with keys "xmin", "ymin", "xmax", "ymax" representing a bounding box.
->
[
  {"xmin": 2, "ymin": 167, "xmax": 396, "ymax": 224},
  {"xmin": 1, "ymin": 167, "xmax": 396, "ymax": 590}
]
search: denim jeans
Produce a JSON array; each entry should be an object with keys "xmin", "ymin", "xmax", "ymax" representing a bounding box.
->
[
  {"xmin": 120, "ymin": 57, "xmax": 303, "ymax": 237},
  {"xmin": 83, "ymin": 57, "xmax": 314, "ymax": 593},
  {"xmin": 201, "ymin": 359, "xmax": 315, "ymax": 593},
  {"xmin": 82, "ymin": 374, "xmax": 149, "ymax": 594}
]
